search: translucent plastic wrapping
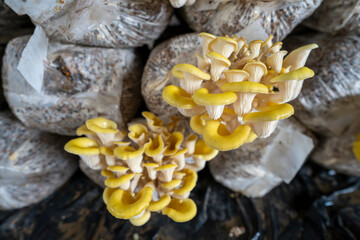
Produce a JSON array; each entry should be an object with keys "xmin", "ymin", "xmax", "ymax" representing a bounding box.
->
[
  {"xmin": 180, "ymin": 0, "xmax": 322, "ymax": 42},
  {"xmin": 304, "ymin": 0, "xmax": 360, "ymax": 34},
  {"xmin": 292, "ymin": 34, "xmax": 360, "ymax": 137},
  {"xmin": 2, "ymin": 35, "xmax": 142, "ymax": 136},
  {"xmin": 5, "ymin": 0, "xmax": 173, "ymax": 48},
  {"xmin": 142, "ymin": 33, "xmax": 202, "ymax": 118},
  {"xmin": 0, "ymin": 111, "xmax": 77, "ymax": 210},
  {"xmin": 312, "ymin": 135, "xmax": 360, "ymax": 176},
  {"xmin": 209, "ymin": 118, "xmax": 316, "ymax": 197}
]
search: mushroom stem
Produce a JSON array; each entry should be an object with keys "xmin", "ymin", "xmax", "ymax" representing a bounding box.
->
[
  {"xmin": 80, "ymin": 155, "xmax": 103, "ymax": 170},
  {"xmin": 205, "ymin": 105, "xmax": 225, "ymax": 120},
  {"xmin": 127, "ymin": 155, "xmax": 143, "ymax": 173},
  {"xmin": 233, "ymin": 93, "xmax": 256, "ymax": 116},
  {"xmin": 249, "ymin": 120, "xmax": 279, "ymax": 138}
]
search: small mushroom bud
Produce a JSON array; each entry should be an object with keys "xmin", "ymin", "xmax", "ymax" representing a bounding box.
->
[
  {"xmin": 156, "ymin": 164, "xmax": 177, "ymax": 182},
  {"xmin": 209, "ymin": 36, "xmax": 238, "ymax": 58},
  {"xmin": 266, "ymin": 50, "xmax": 288, "ymax": 73},
  {"xmin": 128, "ymin": 123, "xmax": 149, "ymax": 146},
  {"xmin": 207, "ymin": 52, "xmax": 231, "ymax": 82},
  {"xmin": 198, "ymin": 32, "xmax": 216, "ymax": 59},
  {"xmin": 143, "ymin": 163, "xmax": 159, "ymax": 180},
  {"xmin": 223, "ymin": 69, "xmax": 249, "ymax": 83},
  {"xmin": 243, "ymin": 61, "xmax": 268, "ymax": 83}
]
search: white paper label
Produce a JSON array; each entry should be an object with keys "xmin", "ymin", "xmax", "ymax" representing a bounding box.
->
[
  {"xmin": 261, "ymin": 127, "xmax": 314, "ymax": 183},
  {"xmin": 17, "ymin": 26, "xmax": 49, "ymax": 93}
]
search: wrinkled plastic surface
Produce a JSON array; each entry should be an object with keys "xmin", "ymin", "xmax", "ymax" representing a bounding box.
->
[
  {"xmin": 210, "ymin": 118, "xmax": 316, "ymax": 197},
  {"xmin": 291, "ymin": 33, "xmax": 360, "ymax": 137},
  {"xmin": 0, "ymin": 111, "xmax": 77, "ymax": 210},
  {"xmin": 304, "ymin": 0, "xmax": 360, "ymax": 34},
  {"xmin": 9, "ymin": 0, "xmax": 173, "ymax": 48},
  {"xmin": 312, "ymin": 135, "xmax": 360, "ymax": 177},
  {"xmin": 2, "ymin": 36, "xmax": 142, "ymax": 136},
  {"xmin": 181, "ymin": 0, "xmax": 322, "ymax": 42},
  {"xmin": 1, "ymin": 161, "xmax": 360, "ymax": 239}
]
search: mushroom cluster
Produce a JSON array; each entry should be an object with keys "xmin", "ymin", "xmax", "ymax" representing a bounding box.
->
[
  {"xmin": 64, "ymin": 112, "xmax": 218, "ymax": 226},
  {"xmin": 162, "ymin": 32, "xmax": 317, "ymax": 151}
]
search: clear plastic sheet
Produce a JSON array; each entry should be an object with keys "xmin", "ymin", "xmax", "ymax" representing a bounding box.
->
[
  {"xmin": 2, "ymin": 35, "xmax": 142, "ymax": 136},
  {"xmin": 290, "ymin": 33, "xmax": 360, "ymax": 137},
  {"xmin": 312, "ymin": 134, "xmax": 360, "ymax": 177},
  {"xmin": 6, "ymin": 0, "xmax": 173, "ymax": 48},
  {"xmin": 209, "ymin": 118, "xmax": 316, "ymax": 197},
  {"xmin": 1, "ymin": 161, "xmax": 360, "ymax": 239},
  {"xmin": 0, "ymin": 111, "xmax": 77, "ymax": 210},
  {"xmin": 304, "ymin": 0, "xmax": 360, "ymax": 34},
  {"xmin": 180, "ymin": 0, "xmax": 322, "ymax": 42}
]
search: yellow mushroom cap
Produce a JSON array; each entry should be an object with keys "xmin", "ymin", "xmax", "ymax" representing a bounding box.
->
[
  {"xmin": 114, "ymin": 146, "xmax": 144, "ymax": 160},
  {"xmin": 190, "ymin": 115, "xmax": 206, "ymax": 135},
  {"xmin": 76, "ymin": 125, "xmax": 93, "ymax": 136},
  {"xmin": 148, "ymin": 195, "xmax": 171, "ymax": 212},
  {"xmin": 129, "ymin": 211, "xmax": 151, "ymax": 226},
  {"xmin": 198, "ymin": 32, "xmax": 216, "ymax": 40},
  {"xmin": 207, "ymin": 52, "xmax": 231, "ymax": 66},
  {"xmin": 128, "ymin": 123, "xmax": 148, "ymax": 138},
  {"xmin": 171, "ymin": 63, "xmax": 210, "ymax": 80},
  {"xmin": 193, "ymin": 88, "xmax": 237, "ymax": 106},
  {"xmin": 144, "ymin": 135, "xmax": 164, "ymax": 157},
  {"xmin": 161, "ymin": 179, "xmax": 182, "ymax": 189},
  {"xmin": 86, "ymin": 117, "xmax": 118, "ymax": 134},
  {"xmin": 64, "ymin": 137, "xmax": 100, "ymax": 155},
  {"xmin": 103, "ymin": 187, "xmax": 117, "ymax": 205},
  {"xmin": 143, "ymin": 163, "xmax": 160, "ymax": 168},
  {"xmin": 162, "ymin": 198, "xmax": 197, "ymax": 223},
  {"xmin": 100, "ymin": 146, "xmax": 114, "ymax": 156},
  {"xmin": 162, "ymin": 85, "xmax": 198, "ymax": 109},
  {"xmin": 244, "ymin": 131, "xmax": 258, "ymax": 144},
  {"xmin": 101, "ymin": 169, "xmax": 115, "ymax": 178},
  {"xmin": 164, "ymin": 132, "xmax": 184, "ymax": 155},
  {"xmin": 223, "ymin": 69, "xmax": 249, "ymax": 82},
  {"xmin": 210, "ymin": 37, "xmax": 238, "ymax": 51},
  {"xmin": 107, "ymin": 166, "xmax": 129, "ymax": 173},
  {"xmin": 105, "ymin": 174, "xmax": 134, "ymax": 188},
  {"xmin": 270, "ymin": 67, "xmax": 314, "ymax": 82},
  {"xmin": 173, "ymin": 169, "xmax": 197, "ymax": 196},
  {"xmin": 203, "ymin": 121, "xmax": 252, "ymax": 151},
  {"xmin": 193, "ymin": 139, "xmax": 219, "ymax": 161},
  {"xmin": 107, "ymin": 186, "xmax": 153, "ymax": 219},
  {"xmin": 221, "ymin": 81, "xmax": 269, "ymax": 93},
  {"xmin": 156, "ymin": 164, "xmax": 177, "ymax": 171},
  {"xmin": 243, "ymin": 103, "xmax": 294, "ymax": 122}
]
